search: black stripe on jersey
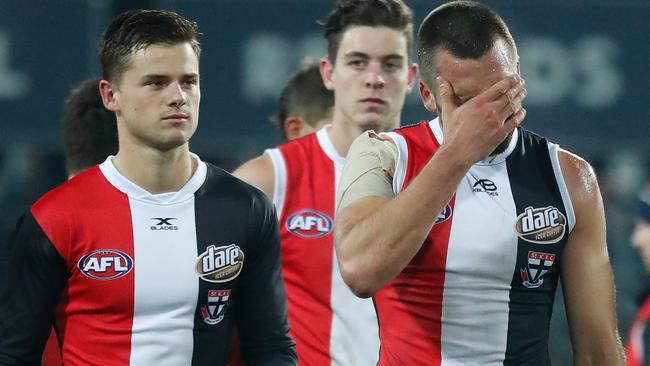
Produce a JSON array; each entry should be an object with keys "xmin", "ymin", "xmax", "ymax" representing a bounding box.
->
[
  {"xmin": 504, "ymin": 129, "xmax": 568, "ymax": 366},
  {"xmin": 0, "ymin": 212, "xmax": 68, "ymax": 364},
  {"xmin": 191, "ymin": 164, "xmax": 295, "ymax": 366}
]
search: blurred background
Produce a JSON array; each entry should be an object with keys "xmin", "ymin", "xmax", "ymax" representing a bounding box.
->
[{"xmin": 0, "ymin": 0, "xmax": 647, "ymax": 363}]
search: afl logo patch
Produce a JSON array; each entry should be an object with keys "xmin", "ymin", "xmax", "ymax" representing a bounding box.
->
[
  {"xmin": 515, "ymin": 206, "xmax": 566, "ymax": 244},
  {"xmin": 286, "ymin": 209, "xmax": 333, "ymax": 238},
  {"xmin": 196, "ymin": 244, "xmax": 244, "ymax": 283},
  {"xmin": 435, "ymin": 204, "xmax": 453, "ymax": 224},
  {"xmin": 78, "ymin": 249, "xmax": 133, "ymax": 280}
]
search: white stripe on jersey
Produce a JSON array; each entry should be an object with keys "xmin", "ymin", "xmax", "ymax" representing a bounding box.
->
[
  {"xmin": 441, "ymin": 162, "xmax": 519, "ymax": 365},
  {"xmin": 100, "ymin": 155, "xmax": 206, "ymax": 365},
  {"xmin": 265, "ymin": 148, "xmax": 288, "ymax": 218},
  {"xmin": 317, "ymin": 128, "xmax": 379, "ymax": 366},
  {"xmin": 382, "ymin": 131, "xmax": 408, "ymax": 196},
  {"xmin": 129, "ymin": 197, "xmax": 199, "ymax": 365},
  {"xmin": 547, "ymin": 143, "xmax": 576, "ymax": 232}
]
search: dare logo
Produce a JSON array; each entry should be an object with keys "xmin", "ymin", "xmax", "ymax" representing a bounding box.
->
[
  {"xmin": 196, "ymin": 244, "xmax": 245, "ymax": 283},
  {"xmin": 286, "ymin": 209, "xmax": 333, "ymax": 238},
  {"xmin": 78, "ymin": 249, "xmax": 133, "ymax": 280},
  {"xmin": 514, "ymin": 206, "xmax": 566, "ymax": 244}
]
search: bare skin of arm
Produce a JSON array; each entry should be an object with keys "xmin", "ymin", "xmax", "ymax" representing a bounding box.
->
[
  {"xmin": 233, "ymin": 154, "xmax": 275, "ymax": 199},
  {"xmin": 334, "ymin": 75, "xmax": 527, "ymax": 297},
  {"xmin": 559, "ymin": 150, "xmax": 625, "ymax": 365}
]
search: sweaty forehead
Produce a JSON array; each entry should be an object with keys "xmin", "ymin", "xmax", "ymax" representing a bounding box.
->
[{"xmin": 434, "ymin": 38, "xmax": 517, "ymax": 99}]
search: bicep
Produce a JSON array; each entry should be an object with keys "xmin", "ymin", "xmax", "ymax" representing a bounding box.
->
[{"xmin": 559, "ymin": 151, "xmax": 620, "ymax": 354}]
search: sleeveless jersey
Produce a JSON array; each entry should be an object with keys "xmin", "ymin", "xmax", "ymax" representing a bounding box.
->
[
  {"xmin": 376, "ymin": 119, "xmax": 575, "ymax": 365},
  {"xmin": 266, "ymin": 127, "xmax": 380, "ymax": 365},
  {"xmin": 0, "ymin": 156, "xmax": 295, "ymax": 365},
  {"xmin": 627, "ymin": 295, "xmax": 650, "ymax": 365}
]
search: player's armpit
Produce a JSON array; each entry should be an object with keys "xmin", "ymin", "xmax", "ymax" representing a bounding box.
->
[
  {"xmin": 558, "ymin": 149, "xmax": 625, "ymax": 366},
  {"xmin": 336, "ymin": 130, "xmax": 398, "ymax": 212}
]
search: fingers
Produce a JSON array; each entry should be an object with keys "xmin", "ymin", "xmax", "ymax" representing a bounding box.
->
[
  {"xmin": 503, "ymin": 107, "xmax": 527, "ymax": 132},
  {"xmin": 436, "ymin": 76, "xmax": 456, "ymax": 111},
  {"xmin": 475, "ymin": 74, "xmax": 520, "ymax": 105},
  {"xmin": 495, "ymin": 80, "xmax": 527, "ymax": 122}
]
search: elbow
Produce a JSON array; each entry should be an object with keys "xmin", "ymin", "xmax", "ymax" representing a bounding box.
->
[
  {"xmin": 337, "ymin": 253, "xmax": 379, "ymax": 299},
  {"xmin": 337, "ymin": 243, "xmax": 378, "ymax": 299},
  {"xmin": 334, "ymin": 220, "xmax": 381, "ymax": 298}
]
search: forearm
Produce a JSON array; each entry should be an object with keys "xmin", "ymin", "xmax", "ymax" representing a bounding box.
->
[
  {"xmin": 336, "ymin": 146, "xmax": 470, "ymax": 297},
  {"xmin": 573, "ymin": 343, "xmax": 625, "ymax": 366}
]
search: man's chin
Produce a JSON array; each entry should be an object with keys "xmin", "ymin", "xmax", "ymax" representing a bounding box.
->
[{"xmin": 357, "ymin": 113, "xmax": 398, "ymax": 133}]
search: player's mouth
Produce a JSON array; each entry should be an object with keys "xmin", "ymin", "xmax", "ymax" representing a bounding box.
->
[
  {"xmin": 162, "ymin": 113, "xmax": 190, "ymax": 122},
  {"xmin": 360, "ymin": 98, "xmax": 386, "ymax": 106}
]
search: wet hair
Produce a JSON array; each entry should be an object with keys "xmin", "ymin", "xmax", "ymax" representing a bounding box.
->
[
  {"xmin": 321, "ymin": 0, "xmax": 413, "ymax": 63},
  {"xmin": 417, "ymin": 0, "xmax": 517, "ymax": 87},
  {"xmin": 99, "ymin": 9, "xmax": 201, "ymax": 82},
  {"xmin": 273, "ymin": 60, "xmax": 334, "ymax": 141},
  {"xmin": 62, "ymin": 78, "xmax": 118, "ymax": 176}
]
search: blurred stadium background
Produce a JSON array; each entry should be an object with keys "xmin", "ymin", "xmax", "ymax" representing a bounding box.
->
[{"xmin": 0, "ymin": 1, "xmax": 647, "ymax": 363}]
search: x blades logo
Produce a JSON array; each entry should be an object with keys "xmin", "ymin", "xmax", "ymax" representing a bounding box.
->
[
  {"xmin": 150, "ymin": 217, "xmax": 178, "ymax": 231},
  {"xmin": 473, "ymin": 179, "xmax": 498, "ymax": 196}
]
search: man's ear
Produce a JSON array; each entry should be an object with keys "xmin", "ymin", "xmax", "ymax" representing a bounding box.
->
[
  {"xmin": 406, "ymin": 63, "xmax": 418, "ymax": 93},
  {"xmin": 99, "ymin": 80, "xmax": 120, "ymax": 112},
  {"xmin": 320, "ymin": 58, "xmax": 335, "ymax": 91},
  {"xmin": 419, "ymin": 79, "xmax": 437, "ymax": 113},
  {"xmin": 283, "ymin": 117, "xmax": 314, "ymax": 141}
]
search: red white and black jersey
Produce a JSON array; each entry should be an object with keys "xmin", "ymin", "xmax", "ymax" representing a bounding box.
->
[
  {"xmin": 265, "ymin": 127, "xmax": 379, "ymax": 365},
  {"xmin": 376, "ymin": 119, "xmax": 575, "ymax": 365},
  {"xmin": 0, "ymin": 156, "xmax": 296, "ymax": 366}
]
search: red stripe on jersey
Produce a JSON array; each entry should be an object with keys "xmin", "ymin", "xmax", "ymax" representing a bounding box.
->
[
  {"xmin": 627, "ymin": 298, "xmax": 650, "ymax": 366},
  {"xmin": 375, "ymin": 122, "xmax": 454, "ymax": 365},
  {"xmin": 278, "ymin": 134, "xmax": 335, "ymax": 365},
  {"xmin": 32, "ymin": 167, "xmax": 135, "ymax": 366}
]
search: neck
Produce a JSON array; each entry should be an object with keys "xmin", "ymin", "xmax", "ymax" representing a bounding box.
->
[
  {"xmin": 328, "ymin": 110, "xmax": 399, "ymax": 157},
  {"xmin": 112, "ymin": 144, "xmax": 195, "ymax": 194},
  {"xmin": 328, "ymin": 122, "xmax": 361, "ymax": 158}
]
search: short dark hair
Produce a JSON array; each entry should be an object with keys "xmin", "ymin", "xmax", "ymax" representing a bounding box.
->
[
  {"xmin": 62, "ymin": 78, "xmax": 118, "ymax": 176},
  {"xmin": 273, "ymin": 60, "xmax": 334, "ymax": 141},
  {"xmin": 322, "ymin": 0, "xmax": 413, "ymax": 63},
  {"xmin": 99, "ymin": 9, "xmax": 201, "ymax": 82},
  {"xmin": 417, "ymin": 1, "xmax": 517, "ymax": 87}
]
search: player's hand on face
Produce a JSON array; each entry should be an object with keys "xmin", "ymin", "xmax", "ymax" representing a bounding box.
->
[{"xmin": 438, "ymin": 74, "xmax": 527, "ymax": 165}]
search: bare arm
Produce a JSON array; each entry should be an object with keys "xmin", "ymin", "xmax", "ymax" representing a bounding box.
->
[
  {"xmin": 559, "ymin": 149, "xmax": 625, "ymax": 365},
  {"xmin": 232, "ymin": 154, "xmax": 275, "ymax": 199},
  {"xmin": 335, "ymin": 75, "xmax": 527, "ymax": 297}
]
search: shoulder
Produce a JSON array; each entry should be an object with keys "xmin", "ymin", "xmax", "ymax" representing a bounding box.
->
[
  {"xmin": 557, "ymin": 148, "xmax": 601, "ymax": 216},
  {"xmin": 201, "ymin": 163, "xmax": 275, "ymax": 218},
  {"xmin": 348, "ymin": 130, "xmax": 398, "ymax": 168},
  {"xmin": 32, "ymin": 166, "xmax": 107, "ymax": 219},
  {"xmin": 231, "ymin": 154, "xmax": 275, "ymax": 198}
]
